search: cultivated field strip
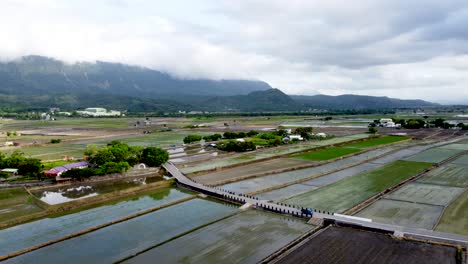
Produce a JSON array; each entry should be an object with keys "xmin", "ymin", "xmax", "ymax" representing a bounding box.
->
[
  {"xmin": 220, "ymin": 143, "xmax": 432, "ymax": 195},
  {"xmin": 0, "ymin": 188, "xmax": 192, "ymax": 257},
  {"xmin": 357, "ymin": 144, "xmax": 468, "ymax": 232},
  {"xmin": 123, "ymin": 210, "xmax": 313, "ymax": 264},
  {"xmin": 3, "ymin": 199, "xmax": 238, "ymax": 264}
]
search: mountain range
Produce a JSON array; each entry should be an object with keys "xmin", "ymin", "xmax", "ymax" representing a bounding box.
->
[{"xmin": 0, "ymin": 56, "xmax": 439, "ymax": 112}]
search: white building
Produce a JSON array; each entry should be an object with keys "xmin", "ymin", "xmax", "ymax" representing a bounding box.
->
[
  {"xmin": 77, "ymin": 108, "xmax": 121, "ymax": 117},
  {"xmin": 288, "ymin": 135, "xmax": 304, "ymax": 141}
]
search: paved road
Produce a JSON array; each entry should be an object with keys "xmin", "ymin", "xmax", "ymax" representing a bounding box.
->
[{"xmin": 164, "ymin": 159, "xmax": 468, "ymax": 246}]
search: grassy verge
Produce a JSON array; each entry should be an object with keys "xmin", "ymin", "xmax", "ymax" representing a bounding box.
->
[
  {"xmin": 435, "ymin": 189, "xmax": 468, "ymax": 235},
  {"xmin": 283, "ymin": 160, "xmax": 432, "ymax": 213}
]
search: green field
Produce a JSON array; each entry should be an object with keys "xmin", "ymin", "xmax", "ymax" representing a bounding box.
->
[
  {"xmin": 292, "ymin": 135, "xmax": 407, "ymax": 161},
  {"xmin": 436, "ymin": 190, "xmax": 468, "ymax": 235},
  {"xmin": 42, "ymin": 160, "xmax": 77, "ymax": 170},
  {"xmin": 416, "ymin": 164, "xmax": 468, "ymax": 187},
  {"xmin": 293, "ymin": 147, "xmax": 361, "ymax": 161},
  {"xmin": 283, "ymin": 160, "xmax": 432, "ymax": 213},
  {"xmin": 0, "ymin": 188, "xmax": 43, "ymax": 223},
  {"xmin": 345, "ymin": 136, "xmax": 409, "ymax": 149}
]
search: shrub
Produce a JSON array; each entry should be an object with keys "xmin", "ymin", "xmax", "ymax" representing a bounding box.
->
[
  {"xmin": 183, "ymin": 134, "xmax": 202, "ymax": 144},
  {"xmin": 50, "ymin": 139, "xmax": 62, "ymax": 144}
]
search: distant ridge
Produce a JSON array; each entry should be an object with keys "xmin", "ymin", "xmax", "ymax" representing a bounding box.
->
[
  {"xmin": 290, "ymin": 94, "xmax": 438, "ymax": 109},
  {"xmin": 0, "ymin": 55, "xmax": 439, "ymax": 112}
]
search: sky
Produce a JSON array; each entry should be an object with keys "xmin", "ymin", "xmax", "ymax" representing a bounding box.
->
[{"xmin": 1, "ymin": 0, "xmax": 468, "ymax": 104}]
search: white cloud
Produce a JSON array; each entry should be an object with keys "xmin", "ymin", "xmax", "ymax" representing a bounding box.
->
[{"xmin": 0, "ymin": 0, "xmax": 468, "ymax": 103}]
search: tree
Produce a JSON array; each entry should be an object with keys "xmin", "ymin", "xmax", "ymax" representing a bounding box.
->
[
  {"xmin": 295, "ymin": 127, "xmax": 313, "ymax": 140},
  {"xmin": 368, "ymin": 127, "xmax": 378, "ymax": 134},
  {"xmin": 141, "ymin": 147, "xmax": 169, "ymax": 167},
  {"xmin": 50, "ymin": 139, "xmax": 61, "ymax": 144},
  {"xmin": 183, "ymin": 134, "xmax": 202, "ymax": 144},
  {"xmin": 246, "ymin": 130, "xmax": 259, "ymax": 137}
]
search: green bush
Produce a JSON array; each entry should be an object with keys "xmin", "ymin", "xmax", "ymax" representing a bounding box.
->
[
  {"xmin": 50, "ymin": 139, "xmax": 62, "ymax": 144},
  {"xmin": 183, "ymin": 134, "xmax": 202, "ymax": 144}
]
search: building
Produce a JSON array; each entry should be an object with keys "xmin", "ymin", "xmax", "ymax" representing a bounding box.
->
[
  {"xmin": 44, "ymin": 161, "xmax": 90, "ymax": 180},
  {"xmin": 288, "ymin": 135, "xmax": 304, "ymax": 141},
  {"xmin": 76, "ymin": 108, "xmax": 121, "ymax": 117},
  {"xmin": 315, "ymin": 132, "xmax": 327, "ymax": 137}
]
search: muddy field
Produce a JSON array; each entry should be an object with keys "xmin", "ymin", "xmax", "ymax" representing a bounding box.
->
[
  {"xmin": 275, "ymin": 226, "xmax": 458, "ymax": 264},
  {"xmin": 192, "ymin": 158, "xmax": 312, "ymax": 185}
]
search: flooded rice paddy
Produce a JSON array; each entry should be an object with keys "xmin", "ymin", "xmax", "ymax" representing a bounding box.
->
[
  {"xmin": 4, "ymin": 198, "xmax": 238, "ymax": 263},
  {"xmin": 0, "ymin": 188, "xmax": 192, "ymax": 256},
  {"xmin": 124, "ymin": 210, "xmax": 312, "ymax": 264},
  {"xmin": 180, "ymin": 134, "xmax": 370, "ymax": 174},
  {"xmin": 219, "ymin": 145, "xmax": 405, "ymax": 194},
  {"xmin": 32, "ymin": 177, "xmax": 164, "ymax": 205}
]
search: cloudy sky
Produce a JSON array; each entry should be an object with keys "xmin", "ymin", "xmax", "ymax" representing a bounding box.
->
[{"xmin": 1, "ymin": 0, "xmax": 468, "ymax": 103}]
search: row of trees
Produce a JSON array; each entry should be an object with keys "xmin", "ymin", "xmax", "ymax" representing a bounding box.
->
[
  {"xmin": 64, "ymin": 141, "xmax": 170, "ymax": 180},
  {"xmin": 216, "ymin": 141, "xmax": 257, "ymax": 152},
  {"xmin": 85, "ymin": 141, "xmax": 169, "ymax": 167},
  {"xmin": 0, "ymin": 151, "xmax": 42, "ymax": 179}
]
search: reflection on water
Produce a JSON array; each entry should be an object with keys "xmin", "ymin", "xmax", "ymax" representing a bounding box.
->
[{"xmin": 34, "ymin": 177, "xmax": 164, "ymax": 205}]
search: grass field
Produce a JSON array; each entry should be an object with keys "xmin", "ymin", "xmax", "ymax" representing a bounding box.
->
[
  {"xmin": 283, "ymin": 160, "xmax": 432, "ymax": 213},
  {"xmin": 292, "ymin": 135, "xmax": 407, "ymax": 161},
  {"xmin": 345, "ymin": 136, "xmax": 409, "ymax": 148},
  {"xmin": 436, "ymin": 189, "xmax": 468, "ymax": 235},
  {"xmin": 0, "ymin": 188, "xmax": 43, "ymax": 223},
  {"xmin": 293, "ymin": 147, "xmax": 361, "ymax": 161},
  {"xmin": 416, "ymin": 164, "xmax": 468, "ymax": 187},
  {"xmin": 385, "ymin": 183, "xmax": 464, "ymax": 206}
]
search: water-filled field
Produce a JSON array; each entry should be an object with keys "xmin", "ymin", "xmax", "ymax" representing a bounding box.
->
[
  {"xmin": 450, "ymin": 155, "xmax": 468, "ymax": 167},
  {"xmin": 124, "ymin": 210, "xmax": 313, "ymax": 264},
  {"xmin": 404, "ymin": 147, "xmax": 464, "ymax": 163},
  {"xmin": 193, "ymin": 158, "xmax": 312, "ymax": 185},
  {"xmin": 385, "ymin": 183, "xmax": 464, "ymax": 206},
  {"xmin": 180, "ymin": 134, "xmax": 370, "ymax": 174},
  {"xmin": 4, "ymin": 199, "xmax": 237, "ymax": 263},
  {"xmin": 436, "ymin": 189, "xmax": 468, "ymax": 235},
  {"xmin": 416, "ymin": 164, "xmax": 468, "ymax": 187},
  {"xmin": 283, "ymin": 161, "xmax": 432, "ymax": 213},
  {"xmin": 220, "ymin": 146, "xmax": 400, "ymax": 194},
  {"xmin": 32, "ymin": 177, "xmax": 164, "ymax": 205},
  {"xmin": 356, "ymin": 199, "xmax": 444, "ymax": 229},
  {"xmin": 0, "ymin": 188, "xmax": 193, "ymax": 256},
  {"xmin": 0, "ymin": 188, "xmax": 43, "ymax": 223}
]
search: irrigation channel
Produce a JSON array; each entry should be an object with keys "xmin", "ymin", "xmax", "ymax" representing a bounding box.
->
[{"xmin": 165, "ymin": 161, "xmax": 468, "ymax": 247}]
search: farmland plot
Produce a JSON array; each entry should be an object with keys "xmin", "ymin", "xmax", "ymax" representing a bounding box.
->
[
  {"xmin": 0, "ymin": 188, "xmax": 43, "ymax": 224},
  {"xmin": 124, "ymin": 210, "xmax": 313, "ymax": 264},
  {"xmin": 436, "ymin": 189, "xmax": 468, "ymax": 235},
  {"xmin": 439, "ymin": 143, "xmax": 468, "ymax": 151},
  {"xmin": 4, "ymin": 199, "xmax": 237, "ymax": 264},
  {"xmin": 450, "ymin": 155, "xmax": 468, "ymax": 167},
  {"xmin": 356, "ymin": 199, "xmax": 444, "ymax": 229},
  {"xmin": 283, "ymin": 161, "xmax": 431, "ymax": 213},
  {"xmin": 276, "ymin": 226, "xmax": 458, "ymax": 264},
  {"xmin": 416, "ymin": 164, "xmax": 468, "ymax": 187},
  {"xmin": 404, "ymin": 147, "xmax": 464, "ymax": 163},
  {"xmin": 0, "ymin": 188, "xmax": 193, "ymax": 256},
  {"xmin": 385, "ymin": 183, "xmax": 464, "ymax": 206}
]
